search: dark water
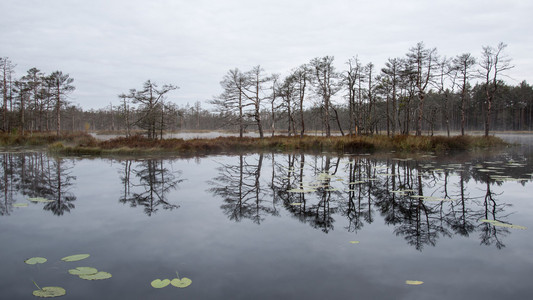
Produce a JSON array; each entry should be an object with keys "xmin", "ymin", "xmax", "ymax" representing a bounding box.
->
[{"xmin": 1, "ymin": 143, "xmax": 533, "ymax": 299}]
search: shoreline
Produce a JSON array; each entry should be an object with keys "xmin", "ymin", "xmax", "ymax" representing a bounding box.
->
[{"xmin": 0, "ymin": 132, "xmax": 510, "ymax": 156}]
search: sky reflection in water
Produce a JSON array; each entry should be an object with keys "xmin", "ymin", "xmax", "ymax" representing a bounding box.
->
[{"xmin": 1, "ymin": 147, "xmax": 532, "ymax": 299}]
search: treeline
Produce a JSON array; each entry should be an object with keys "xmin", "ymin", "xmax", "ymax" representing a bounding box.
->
[
  {"xmin": 0, "ymin": 58, "xmax": 74, "ymax": 135},
  {"xmin": 2, "ymin": 42, "xmax": 533, "ymax": 138},
  {"xmin": 211, "ymin": 42, "xmax": 527, "ymax": 138}
]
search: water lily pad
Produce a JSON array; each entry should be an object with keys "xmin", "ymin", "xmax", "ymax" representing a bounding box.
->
[
  {"xmin": 171, "ymin": 277, "xmax": 192, "ymax": 288},
  {"xmin": 480, "ymin": 219, "xmax": 527, "ymax": 230},
  {"xmin": 32, "ymin": 286, "xmax": 66, "ymax": 298},
  {"xmin": 79, "ymin": 271, "xmax": 112, "ymax": 280},
  {"xmin": 421, "ymin": 197, "xmax": 456, "ymax": 202},
  {"xmin": 68, "ymin": 267, "xmax": 98, "ymax": 276},
  {"xmin": 28, "ymin": 197, "xmax": 54, "ymax": 203},
  {"xmin": 151, "ymin": 279, "xmax": 171, "ymax": 288},
  {"xmin": 349, "ymin": 241, "xmax": 360, "ymax": 244},
  {"xmin": 25, "ymin": 257, "xmax": 47, "ymax": 265},
  {"xmin": 61, "ymin": 254, "xmax": 90, "ymax": 262},
  {"xmin": 405, "ymin": 280, "xmax": 423, "ymax": 285},
  {"xmin": 287, "ymin": 188, "xmax": 315, "ymax": 193},
  {"xmin": 14, "ymin": 203, "xmax": 29, "ymax": 207}
]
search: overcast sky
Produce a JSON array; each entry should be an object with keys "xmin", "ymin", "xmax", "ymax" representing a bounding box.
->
[{"xmin": 2, "ymin": 0, "xmax": 532, "ymax": 109}]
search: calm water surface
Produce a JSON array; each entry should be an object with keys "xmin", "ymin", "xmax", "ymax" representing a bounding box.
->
[{"xmin": 1, "ymin": 139, "xmax": 533, "ymax": 299}]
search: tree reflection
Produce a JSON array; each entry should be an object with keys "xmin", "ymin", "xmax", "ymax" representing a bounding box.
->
[
  {"xmin": 208, "ymin": 154, "xmax": 278, "ymax": 224},
  {"xmin": 477, "ymin": 181, "xmax": 509, "ymax": 249},
  {"xmin": 119, "ymin": 159, "xmax": 183, "ymax": 216},
  {"xmin": 41, "ymin": 157, "xmax": 76, "ymax": 216},
  {"xmin": 0, "ymin": 152, "xmax": 76, "ymax": 216},
  {"xmin": 207, "ymin": 153, "xmax": 529, "ymax": 251}
]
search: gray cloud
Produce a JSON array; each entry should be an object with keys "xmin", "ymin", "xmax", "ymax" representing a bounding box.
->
[{"xmin": 2, "ymin": 0, "xmax": 532, "ymax": 109}]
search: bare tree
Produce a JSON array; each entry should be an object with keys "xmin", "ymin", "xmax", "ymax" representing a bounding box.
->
[
  {"xmin": 49, "ymin": 71, "xmax": 75, "ymax": 136},
  {"xmin": 21, "ymin": 68, "xmax": 45, "ymax": 132},
  {"xmin": 212, "ymin": 68, "xmax": 249, "ymax": 137},
  {"xmin": 278, "ymin": 74, "xmax": 298, "ymax": 136},
  {"xmin": 364, "ymin": 62, "xmax": 378, "ymax": 134},
  {"xmin": 118, "ymin": 92, "xmax": 134, "ymax": 136},
  {"xmin": 130, "ymin": 80, "xmax": 178, "ymax": 139},
  {"xmin": 406, "ymin": 42, "xmax": 437, "ymax": 136},
  {"xmin": 310, "ymin": 56, "xmax": 339, "ymax": 137},
  {"xmin": 381, "ymin": 58, "xmax": 403, "ymax": 137},
  {"xmin": 243, "ymin": 65, "xmax": 270, "ymax": 139},
  {"xmin": 453, "ymin": 53, "xmax": 476, "ymax": 136},
  {"xmin": 343, "ymin": 57, "xmax": 363, "ymax": 135},
  {"xmin": 1, "ymin": 57, "xmax": 16, "ymax": 132},
  {"xmin": 433, "ymin": 57, "xmax": 457, "ymax": 137},
  {"xmin": 293, "ymin": 64, "xmax": 311, "ymax": 137},
  {"xmin": 478, "ymin": 42, "xmax": 513, "ymax": 137},
  {"xmin": 269, "ymin": 73, "xmax": 280, "ymax": 136}
]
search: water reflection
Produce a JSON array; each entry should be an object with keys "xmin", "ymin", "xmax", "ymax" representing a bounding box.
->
[
  {"xmin": 1, "ymin": 150, "xmax": 530, "ymax": 251},
  {"xmin": 0, "ymin": 152, "xmax": 76, "ymax": 216},
  {"xmin": 208, "ymin": 152, "xmax": 531, "ymax": 250},
  {"xmin": 119, "ymin": 159, "xmax": 184, "ymax": 216},
  {"xmin": 208, "ymin": 154, "xmax": 279, "ymax": 224}
]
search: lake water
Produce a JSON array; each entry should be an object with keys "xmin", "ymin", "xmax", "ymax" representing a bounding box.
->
[{"xmin": 1, "ymin": 135, "xmax": 533, "ymax": 299}]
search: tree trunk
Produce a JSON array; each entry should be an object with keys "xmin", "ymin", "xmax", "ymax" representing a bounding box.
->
[
  {"xmin": 332, "ymin": 106, "xmax": 344, "ymax": 136},
  {"xmin": 324, "ymin": 96, "xmax": 331, "ymax": 137},
  {"xmin": 238, "ymin": 92, "xmax": 244, "ymax": 138},
  {"xmin": 484, "ymin": 95, "xmax": 492, "ymax": 137},
  {"xmin": 416, "ymin": 93, "xmax": 424, "ymax": 136},
  {"xmin": 56, "ymin": 82, "xmax": 61, "ymax": 136}
]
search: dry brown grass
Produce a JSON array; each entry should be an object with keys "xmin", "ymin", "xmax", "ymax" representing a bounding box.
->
[{"xmin": 0, "ymin": 132, "xmax": 509, "ymax": 155}]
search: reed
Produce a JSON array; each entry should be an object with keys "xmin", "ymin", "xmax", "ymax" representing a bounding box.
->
[
  {"xmin": 1, "ymin": 132, "xmax": 509, "ymax": 155},
  {"xmin": 0, "ymin": 132, "xmax": 96, "ymax": 147}
]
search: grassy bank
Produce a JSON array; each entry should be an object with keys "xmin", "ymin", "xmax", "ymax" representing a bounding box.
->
[
  {"xmin": 1, "ymin": 132, "xmax": 509, "ymax": 156},
  {"xmin": 0, "ymin": 132, "xmax": 95, "ymax": 147},
  {"xmin": 0, "ymin": 133, "xmax": 503, "ymax": 156}
]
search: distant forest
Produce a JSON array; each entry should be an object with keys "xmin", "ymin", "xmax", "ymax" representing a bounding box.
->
[{"xmin": 2, "ymin": 42, "xmax": 532, "ymax": 138}]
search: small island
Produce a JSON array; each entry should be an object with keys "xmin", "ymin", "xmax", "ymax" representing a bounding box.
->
[{"xmin": 0, "ymin": 131, "xmax": 508, "ymax": 156}]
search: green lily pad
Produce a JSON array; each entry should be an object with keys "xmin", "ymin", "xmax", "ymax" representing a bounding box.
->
[
  {"xmin": 32, "ymin": 286, "xmax": 66, "ymax": 298},
  {"xmin": 14, "ymin": 203, "xmax": 29, "ymax": 207},
  {"xmin": 25, "ymin": 257, "xmax": 47, "ymax": 265},
  {"xmin": 349, "ymin": 241, "xmax": 360, "ymax": 244},
  {"xmin": 68, "ymin": 267, "xmax": 98, "ymax": 276},
  {"xmin": 79, "ymin": 271, "xmax": 112, "ymax": 280},
  {"xmin": 421, "ymin": 197, "xmax": 456, "ymax": 202},
  {"xmin": 287, "ymin": 188, "xmax": 315, "ymax": 193},
  {"xmin": 171, "ymin": 277, "xmax": 192, "ymax": 288},
  {"xmin": 28, "ymin": 197, "xmax": 54, "ymax": 203},
  {"xmin": 151, "ymin": 279, "xmax": 171, "ymax": 288},
  {"xmin": 405, "ymin": 280, "xmax": 423, "ymax": 285},
  {"xmin": 480, "ymin": 219, "xmax": 527, "ymax": 230},
  {"xmin": 61, "ymin": 254, "xmax": 90, "ymax": 262}
]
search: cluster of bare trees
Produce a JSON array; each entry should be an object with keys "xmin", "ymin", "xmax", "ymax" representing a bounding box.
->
[
  {"xmin": 117, "ymin": 80, "xmax": 179, "ymax": 139},
  {"xmin": 0, "ymin": 57, "xmax": 75, "ymax": 135},
  {"xmin": 213, "ymin": 42, "xmax": 518, "ymax": 138},
  {"xmin": 2, "ymin": 42, "xmax": 528, "ymax": 138}
]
